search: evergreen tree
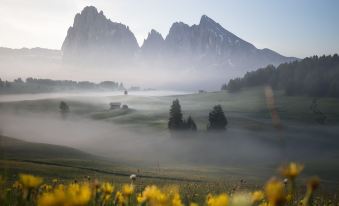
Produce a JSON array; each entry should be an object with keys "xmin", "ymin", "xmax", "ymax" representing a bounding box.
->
[
  {"xmin": 59, "ymin": 101, "xmax": 70, "ymax": 113},
  {"xmin": 185, "ymin": 115, "xmax": 197, "ymax": 131},
  {"xmin": 208, "ymin": 105, "xmax": 228, "ymax": 130},
  {"xmin": 168, "ymin": 99, "xmax": 184, "ymax": 130}
]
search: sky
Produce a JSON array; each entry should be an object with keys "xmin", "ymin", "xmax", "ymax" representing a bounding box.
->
[{"xmin": 0, "ymin": 0, "xmax": 338, "ymax": 58}]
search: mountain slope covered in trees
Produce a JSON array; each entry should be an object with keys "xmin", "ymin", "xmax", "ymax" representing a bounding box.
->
[{"xmin": 222, "ymin": 54, "xmax": 339, "ymax": 97}]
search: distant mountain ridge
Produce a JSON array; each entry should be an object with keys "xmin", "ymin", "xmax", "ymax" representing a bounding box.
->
[{"xmin": 61, "ymin": 6, "xmax": 297, "ymax": 71}]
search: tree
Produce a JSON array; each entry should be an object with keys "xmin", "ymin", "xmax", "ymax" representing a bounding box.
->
[
  {"xmin": 185, "ymin": 115, "xmax": 197, "ymax": 131},
  {"xmin": 168, "ymin": 99, "xmax": 184, "ymax": 130},
  {"xmin": 207, "ymin": 105, "xmax": 228, "ymax": 130},
  {"xmin": 59, "ymin": 101, "xmax": 70, "ymax": 113}
]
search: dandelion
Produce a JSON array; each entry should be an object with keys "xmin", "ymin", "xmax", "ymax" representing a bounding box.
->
[
  {"xmin": 115, "ymin": 191, "xmax": 126, "ymax": 206},
  {"xmin": 19, "ymin": 174, "xmax": 43, "ymax": 189},
  {"xmin": 130, "ymin": 174, "xmax": 137, "ymax": 181},
  {"xmin": 206, "ymin": 193, "xmax": 229, "ymax": 206},
  {"xmin": 279, "ymin": 162, "xmax": 304, "ymax": 180},
  {"xmin": 231, "ymin": 193, "xmax": 251, "ymax": 206},
  {"xmin": 137, "ymin": 185, "xmax": 167, "ymax": 206},
  {"xmin": 102, "ymin": 182, "xmax": 114, "ymax": 194},
  {"xmin": 251, "ymin": 190, "xmax": 264, "ymax": 203},
  {"xmin": 172, "ymin": 192, "xmax": 184, "ymax": 206},
  {"xmin": 264, "ymin": 178, "xmax": 285, "ymax": 206},
  {"xmin": 122, "ymin": 184, "xmax": 134, "ymax": 196}
]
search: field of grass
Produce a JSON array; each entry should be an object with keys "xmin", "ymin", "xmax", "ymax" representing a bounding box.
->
[{"xmin": 1, "ymin": 87, "xmax": 339, "ymax": 203}]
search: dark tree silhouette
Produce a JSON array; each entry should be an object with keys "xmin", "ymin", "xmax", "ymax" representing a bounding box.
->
[
  {"xmin": 221, "ymin": 54, "xmax": 339, "ymax": 97},
  {"xmin": 168, "ymin": 99, "xmax": 184, "ymax": 130},
  {"xmin": 185, "ymin": 115, "xmax": 197, "ymax": 131},
  {"xmin": 208, "ymin": 105, "xmax": 228, "ymax": 130},
  {"xmin": 59, "ymin": 101, "xmax": 70, "ymax": 113}
]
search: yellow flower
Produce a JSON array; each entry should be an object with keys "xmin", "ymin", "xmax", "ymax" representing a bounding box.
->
[
  {"xmin": 38, "ymin": 183, "xmax": 91, "ymax": 206},
  {"xmin": 190, "ymin": 203, "xmax": 199, "ymax": 206},
  {"xmin": 115, "ymin": 191, "xmax": 126, "ymax": 206},
  {"xmin": 172, "ymin": 192, "xmax": 184, "ymax": 206},
  {"xmin": 67, "ymin": 183, "xmax": 92, "ymax": 205},
  {"xmin": 264, "ymin": 178, "xmax": 285, "ymax": 206},
  {"xmin": 102, "ymin": 182, "xmax": 114, "ymax": 194},
  {"xmin": 138, "ymin": 185, "xmax": 167, "ymax": 206},
  {"xmin": 206, "ymin": 193, "xmax": 229, "ymax": 206},
  {"xmin": 19, "ymin": 174, "xmax": 43, "ymax": 188},
  {"xmin": 231, "ymin": 193, "xmax": 251, "ymax": 206},
  {"xmin": 279, "ymin": 162, "xmax": 303, "ymax": 179},
  {"xmin": 252, "ymin": 190, "xmax": 264, "ymax": 203},
  {"xmin": 122, "ymin": 184, "xmax": 134, "ymax": 196}
]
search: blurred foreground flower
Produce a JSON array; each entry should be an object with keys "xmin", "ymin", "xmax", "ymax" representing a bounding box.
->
[
  {"xmin": 206, "ymin": 193, "xmax": 229, "ymax": 206},
  {"xmin": 279, "ymin": 162, "xmax": 303, "ymax": 180},
  {"xmin": 264, "ymin": 178, "xmax": 285, "ymax": 206},
  {"xmin": 19, "ymin": 174, "xmax": 43, "ymax": 189}
]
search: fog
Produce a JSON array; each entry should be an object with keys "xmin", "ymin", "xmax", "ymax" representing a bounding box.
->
[
  {"xmin": 0, "ymin": 50, "xmax": 243, "ymax": 91},
  {"xmin": 1, "ymin": 97, "xmax": 338, "ymax": 169}
]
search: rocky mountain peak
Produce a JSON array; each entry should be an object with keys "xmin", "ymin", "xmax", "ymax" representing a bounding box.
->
[{"xmin": 62, "ymin": 6, "xmax": 138, "ymax": 62}]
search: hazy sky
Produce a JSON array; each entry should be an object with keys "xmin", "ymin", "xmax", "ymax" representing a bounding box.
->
[{"xmin": 0, "ymin": 0, "xmax": 338, "ymax": 58}]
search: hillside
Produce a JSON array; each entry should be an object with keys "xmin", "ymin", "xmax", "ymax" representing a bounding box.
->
[
  {"xmin": 222, "ymin": 54, "xmax": 339, "ymax": 97},
  {"xmin": 0, "ymin": 135, "xmax": 96, "ymax": 160}
]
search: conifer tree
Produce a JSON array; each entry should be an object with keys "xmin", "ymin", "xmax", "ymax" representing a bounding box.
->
[
  {"xmin": 207, "ymin": 105, "xmax": 227, "ymax": 130},
  {"xmin": 168, "ymin": 99, "xmax": 184, "ymax": 130}
]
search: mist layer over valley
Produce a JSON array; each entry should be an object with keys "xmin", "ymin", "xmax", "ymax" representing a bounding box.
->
[{"xmin": 1, "ymin": 90, "xmax": 339, "ymax": 183}]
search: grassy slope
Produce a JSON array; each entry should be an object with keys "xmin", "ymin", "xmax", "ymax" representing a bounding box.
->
[{"xmin": 1, "ymin": 88, "xmax": 339, "ymax": 186}]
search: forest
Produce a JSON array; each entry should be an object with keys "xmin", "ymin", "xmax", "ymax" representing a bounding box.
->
[{"xmin": 222, "ymin": 54, "xmax": 339, "ymax": 97}]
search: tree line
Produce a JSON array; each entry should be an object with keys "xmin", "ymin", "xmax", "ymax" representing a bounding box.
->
[
  {"xmin": 221, "ymin": 54, "xmax": 339, "ymax": 97},
  {"xmin": 0, "ymin": 77, "xmax": 125, "ymax": 94},
  {"xmin": 168, "ymin": 99, "xmax": 228, "ymax": 132}
]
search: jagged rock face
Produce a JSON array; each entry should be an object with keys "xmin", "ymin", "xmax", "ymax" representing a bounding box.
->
[
  {"xmin": 164, "ymin": 15, "xmax": 296, "ymax": 69},
  {"xmin": 62, "ymin": 7, "xmax": 296, "ymax": 70},
  {"xmin": 62, "ymin": 6, "xmax": 138, "ymax": 62},
  {"xmin": 141, "ymin": 29, "xmax": 165, "ymax": 55}
]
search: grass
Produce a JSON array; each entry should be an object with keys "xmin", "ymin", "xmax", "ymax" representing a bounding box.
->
[{"xmin": 1, "ymin": 87, "xmax": 339, "ymax": 196}]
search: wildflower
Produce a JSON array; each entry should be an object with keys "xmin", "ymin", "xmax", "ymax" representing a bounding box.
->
[
  {"xmin": 172, "ymin": 192, "xmax": 184, "ymax": 206},
  {"xmin": 130, "ymin": 174, "xmax": 137, "ymax": 181},
  {"xmin": 38, "ymin": 183, "xmax": 91, "ymax": 206},
  {"xmin": 102, "ymin": 182, "xmax": 114, "ymax": 194},
  {"xmin": 279, "ymin": 162, "xmax": 303, "ymax": 179},
  {"xmin": 137, "ymin": 185, "xmax": 167, "ymax": 206},
  {"xmin": 115, "ymin": 191, "xmax": 126, "ymax": 206},
  {"xmin": 252, "ymin": 190, "xmax": 264, "ymax": 203},
  {"xmin": 264, "ymin": 178, "xmax": 285, "ymax": 206},
  {"xmin": 19, "ymin": 174, "xmax": 43, "ymax": 189},
  {"xmin": 206, "ymin": 193, "xmax": 229, "ymax": 206},
  {"xmin": 122, "ymin": 184, "xmax": 134, "ymax": 196},
  {"xmin": 301, "ymin": 177, "xmax": 320, "ymax": 206},
  {"xmin": 67, "ymin": 183, "xmax": 92, "ymax": 205},
  {"xmin": 231, "ymin": 193, "xmax": 252, "ymax": 206},
  {"xmin": 190, "ymin": 203, "xmax": 199, "ymax": 206}
]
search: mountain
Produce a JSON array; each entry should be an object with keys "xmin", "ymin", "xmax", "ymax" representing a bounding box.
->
[
  {"xmin": 62, "ymin": 6, "xmax": 139, "ymax": 62},
  {"xmin": 141, "ymin": 29, "xmax": 165, "ymax": 57},
  {"xmin": 162, "ymin": 15, "xmax": 296, "ymax": 70},
  {"xmin": 61, "ymin": 6, "xmax": 297, "ymax": 72}
]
